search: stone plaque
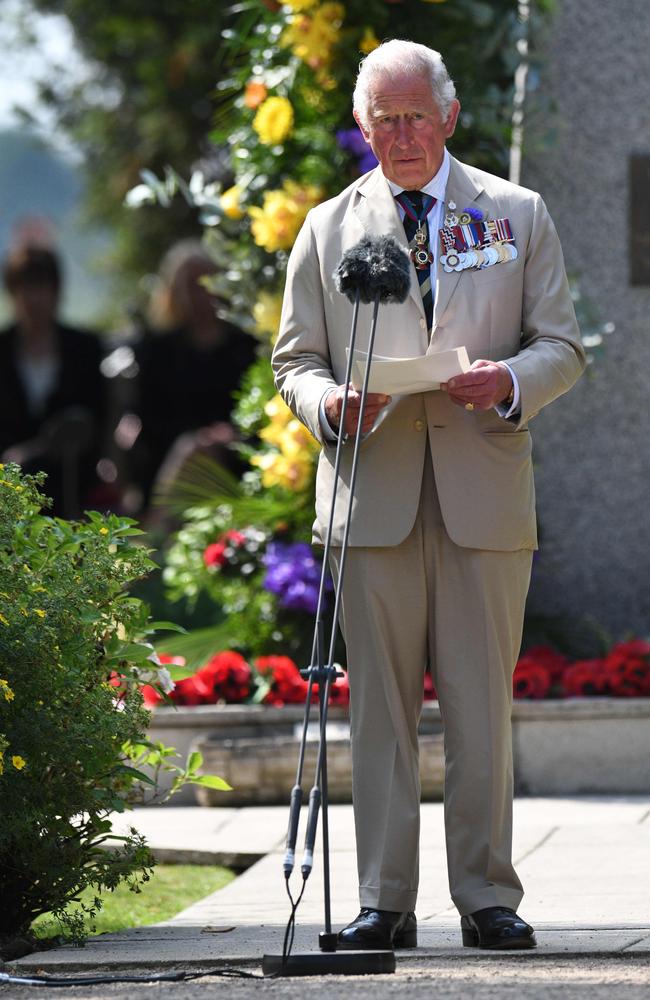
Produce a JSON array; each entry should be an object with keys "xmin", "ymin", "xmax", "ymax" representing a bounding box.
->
[{"xmin": 630, "ymin": 154, "xmax": 650, "ymax": 285}]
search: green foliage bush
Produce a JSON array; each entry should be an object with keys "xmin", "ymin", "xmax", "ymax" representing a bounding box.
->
[{"xmin": 0, "ymin": 463, "xmax": 205, "ymax": 941}]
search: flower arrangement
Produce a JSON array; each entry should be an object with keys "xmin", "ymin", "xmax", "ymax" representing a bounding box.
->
[
  {"xmin": 513, "ymin": 641, "xmax": 650, "ymax": 700},
  {"xmin": 141, "ymin": 651, "xmax": 352, "ymax": 708},
  {"xmin": 141, "ymin": 640, "xmax": 650, "ymax": 711}
]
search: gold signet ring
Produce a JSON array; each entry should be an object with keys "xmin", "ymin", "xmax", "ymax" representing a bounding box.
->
[{"xmin": 464, "ymin": 402, "xmax": 475, "ymax": 411}]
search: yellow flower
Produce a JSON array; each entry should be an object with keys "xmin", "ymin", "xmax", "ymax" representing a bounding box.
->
[
  {"xmin": 253, "ymin": 96, "xmax": 294, "ymax": 146},
  {"xmin": 251, "ymin": 451, "xmax": 313, "ymax": 492},
  {"xmin": 300, "ymin": 85, "xmax": 327, "ymax": 112},
  {"xmin": 359, "ymin": 27, "xmax": 380, "ymax": 54},
  {"xmin": 249, "ymin": 181, "xmax": 321, "ymax": 253},
  {"xmin": 284, "ymin": 0, "xmax": 319, "ymax": 10},
  {"xmin": 12, "ymin": 755, "xmax": 26, "ymax": 770},
  {"xmin": 264, "ymin": 394, "xmax": 294, "ymax": 427},
  {"xmin": 255, "ymin": 396, "xmax": 318, "ymax": 492},
  {"xmin": 34, "ymin": 609, "xmax": 47, "ymax": 618},
  {"xmin": 220, "ymin": 184, "xmax": 245, "ymax": 220},
  {"xmin": 282, "ymin": 3, "xmax": 344, "ymax": 70},
  {"xmin": 278, "ymin": 419, "xmax": 318, "ymax": 458},
  {"xmin": 99, "ymin": 527, "xmax": 109, "ymax": 535},
  {"xmin": 1, "ymin": 679, "xmax": 14, "ymax": 701},
  {"xmin": 253, "ymin": 292, "xmax": 284, "ymax": 342}
]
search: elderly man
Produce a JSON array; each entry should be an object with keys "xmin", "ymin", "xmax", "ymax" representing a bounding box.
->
[{"xmin": 272, "ymin": 40, "xmax": 584, "ymax": 951}]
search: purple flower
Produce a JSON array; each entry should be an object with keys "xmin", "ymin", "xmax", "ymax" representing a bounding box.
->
[
  {"xmin": 462, "ymin": 206, "xmax": 484, "ymax": 222},
  {"xmin": 336, "ymin": 128, "xmax": 366, "ymax": 156},
  {"xmin": 358, "ymin": 149, "xmax": 379, "ymax": 173},
  {"xmin": 337, "ymin": 128, "xmax": 378, "ymax": 175},
  {"xmin": 263, "ymin": 541, "xmax": 331, "ymax": 615}
]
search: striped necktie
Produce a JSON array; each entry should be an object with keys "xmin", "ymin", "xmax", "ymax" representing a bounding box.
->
[{"xmin": 395, "ymin": 190, "xmax": 435, "ymax": 333}]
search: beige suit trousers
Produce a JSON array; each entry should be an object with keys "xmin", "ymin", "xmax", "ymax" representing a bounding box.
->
[{"xmin": 329, "ymin": 450, "xmax": 533, "ymax": 916}]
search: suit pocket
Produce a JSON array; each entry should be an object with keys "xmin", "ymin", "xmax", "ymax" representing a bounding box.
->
[{"xmin": 469, "ymin": 261, "xmax": 521, "ymax": 284}]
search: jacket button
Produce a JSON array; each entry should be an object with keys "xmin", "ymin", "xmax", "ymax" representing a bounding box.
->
[
  {"xmin": 419, "ymin": 318, "xmax": 426, "ymax": 329},
  {"xmin": 414, "ymin": 419, "xmax": 425, "ymax": 431}
]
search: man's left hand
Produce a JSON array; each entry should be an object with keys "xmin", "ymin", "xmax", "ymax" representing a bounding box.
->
[{"xmin": 443, "ymin": 360, "xmax": 512, "ymax": 410}]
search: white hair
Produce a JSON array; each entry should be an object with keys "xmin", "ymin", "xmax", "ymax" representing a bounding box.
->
[{"xmin": 353, "ymin": 39, "xmax": 457, "ymax": 128}]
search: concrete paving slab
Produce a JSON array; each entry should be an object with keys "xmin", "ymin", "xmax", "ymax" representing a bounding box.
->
[
  {"xmin": 7, "ymin": 796, "xmax": 650, "ymax": 975},
  {"xmin": 625, "ymin": 934, "xmax": 650, "ymax": 953},
  {"xmin": 10, "ymin": 923, "xmax": 650, "ymax": 974},
  {"xmin": 107, "ymin": 807, "xmax": 289, "ymax": 867}
]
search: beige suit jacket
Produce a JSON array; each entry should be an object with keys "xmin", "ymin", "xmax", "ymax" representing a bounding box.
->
[{"xmin": 272, "ymin": 155, "xmax": 585, "ymax": 552}]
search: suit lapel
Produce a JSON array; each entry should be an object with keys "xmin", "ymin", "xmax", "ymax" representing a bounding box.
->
[
  {"xmin": 353, "ymin": 159, "xmax": 488, "ymax": 331},
  {"xmin": 354, "ymin": 169, "xmax": 425, "ymax": 320},
  {"xmin": 432, "ymin": 156, "xmax": 485, "ymax": 330}
]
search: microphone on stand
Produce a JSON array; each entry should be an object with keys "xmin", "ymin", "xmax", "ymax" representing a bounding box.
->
[
  {"xmin": 282, "ymin": 235, "xmax": 410, "ymax": 880},
  {"xmin": 266, "ymin": 234, "xmax": 410, "ymax": 979}
]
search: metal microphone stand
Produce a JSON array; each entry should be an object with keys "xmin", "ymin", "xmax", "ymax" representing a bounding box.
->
[{"xmin": 263, "ymin": 282, "xmax": 397, "ymax": 978}]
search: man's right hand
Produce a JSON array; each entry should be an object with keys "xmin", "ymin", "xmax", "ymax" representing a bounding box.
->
[{"xmin": 324, "ymin": 384, "xmax": 392, "ymax": 436}]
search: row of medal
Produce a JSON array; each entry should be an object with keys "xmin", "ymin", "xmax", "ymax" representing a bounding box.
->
[{"xmin": 438, "ymin": 202, "xmax": 518, "ymax": 274}]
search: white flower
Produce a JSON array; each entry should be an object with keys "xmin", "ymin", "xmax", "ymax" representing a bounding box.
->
[
  {"xmin": 157, "ymin": 668, "xmax": 175, "ymax": 694},
  {"xmin": 124, "ymin": 184, "xmax": 156, "ymax": 208}
]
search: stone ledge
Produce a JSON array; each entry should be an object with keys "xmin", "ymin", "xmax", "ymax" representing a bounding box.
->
[{"xmin": 147, "ymin": 699, "xmax": 650, "ymax": 802}]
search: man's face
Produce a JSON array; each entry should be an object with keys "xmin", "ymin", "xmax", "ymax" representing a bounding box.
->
[{"xmin": 354, "ymin": 72, "xmax": 460, "ymax": 189}]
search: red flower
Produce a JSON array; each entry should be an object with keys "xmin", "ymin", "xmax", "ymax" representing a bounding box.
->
[
  {"xmin": 513, "ymin": 660, "xmax": 551, "ymax": 699},
  {"xmin": 329, "ymin": 671, "xmax": 350, "ymax": 706},
  {"xmin": 518, "ymin": 645, "xmax": 568, "ymax": 683},
  {"xmin": 561, "ymin": 658, "xmax": 610, "ymax": 697},
  {"xmin": 141, "ymin": 684, "xmax": 163, "ymax": 707},
  {"xmin": 198, "ymin": 651, "xmax": 252, "ymax": 703},
  {"xmin": 203, "ymin": 529, "xmax": 247, "ymax": 568},
  {"xmin": 423, "ymin": 672, "xmax": 437, "ymax": 701},
  {"xmin": 255, "ymin": 655, "xmax": 309, "ymax": 706},
  {"xmin": 605, "ymin": 641, "xmax": 650, "ymax": 697},
  {"xmin": 172, "ymin": 673, "xmax": 212, "ymax": 706}
]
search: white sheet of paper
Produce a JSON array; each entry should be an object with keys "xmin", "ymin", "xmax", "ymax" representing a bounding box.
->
[{"xmin": 350, "ymin": 346, "xmax": 471, "ymax": 396}]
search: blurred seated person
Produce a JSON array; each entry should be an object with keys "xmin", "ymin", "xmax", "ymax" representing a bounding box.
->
[
  {"xmin": 0, "ymin": 245, "xmax": 105, "ymax": 517},
  {"xmin": 134, "ymin": 240, "xmax": 257, "ymax": 509}
]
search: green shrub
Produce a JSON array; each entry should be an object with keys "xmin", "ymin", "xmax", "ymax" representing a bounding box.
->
[{"xmin": 0, "ymin": 463, "xmax": 219, "ymax": 942}]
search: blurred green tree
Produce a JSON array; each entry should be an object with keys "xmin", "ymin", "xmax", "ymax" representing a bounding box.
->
[{"xmin": 16, "ymin": 0, "xmax": 235, "ymax": 297}]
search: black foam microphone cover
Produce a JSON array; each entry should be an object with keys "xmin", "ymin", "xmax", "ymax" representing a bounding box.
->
[{"xmin": 334, "ymin": 235, "xmax": 411, "ymax": 304}]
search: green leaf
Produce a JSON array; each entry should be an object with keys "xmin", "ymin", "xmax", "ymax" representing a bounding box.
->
[
  {"xmin": 148, "ymin": 621, "xmax": 187, "ymax": 634},
  {"xmin": 155, "ymin": 622, "xmax": 239, "ymax": 672},
  {"xmin": 186, "ymin": 750, "xmax": 203, "ymax": 774},
  {"xmin": 114, "ymin": 765, "xmax": 155, "ymax": 786},
  {"xmin": 153, "ymin": 453, "xmax": 242, "ymax": 513},
  {"xmin": 189, "ymin": 774, "xmax": 232, "ymax": 791}
]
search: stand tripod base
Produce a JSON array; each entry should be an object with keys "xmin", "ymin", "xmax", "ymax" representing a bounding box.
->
[{"xmin": 262, "ymin": 949, "xmax": 395, "ymax": 977}]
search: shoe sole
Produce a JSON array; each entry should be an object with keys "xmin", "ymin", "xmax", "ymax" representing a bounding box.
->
[{"xmin": 461, "ymin": 927, "xmax": 537, "ymax": 949}]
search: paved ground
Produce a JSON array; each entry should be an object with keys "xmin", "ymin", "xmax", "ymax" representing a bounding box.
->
[{"xmin": 2, "ymin": 796, "xmax": 649, "ymax": 997}]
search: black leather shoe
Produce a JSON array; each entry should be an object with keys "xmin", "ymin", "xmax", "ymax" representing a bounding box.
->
[
  {"xmin": 338, "ymin": 908, "xmax": 417, "ymax": 950},
  {"xmin": 461, "ymin": 906, "xmax": 536, "ymax": 949}
]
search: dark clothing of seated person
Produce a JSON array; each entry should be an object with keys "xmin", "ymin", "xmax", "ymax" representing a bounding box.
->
[
  {"xmin": 133, "ymin": 241, "xmax": 257, "ymax": 506},
  {"xmin": 0, "ymin": 245, "xmax": 105, "ymax": 518}
]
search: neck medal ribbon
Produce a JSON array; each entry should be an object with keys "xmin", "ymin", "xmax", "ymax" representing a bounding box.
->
[
  {"xmin": 401, "ymin": 193, "xmax": 436, "ymax": 271},
  {"xmin": 439, "ymin": 205, "xmax": 518, "ymax": 273}
]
